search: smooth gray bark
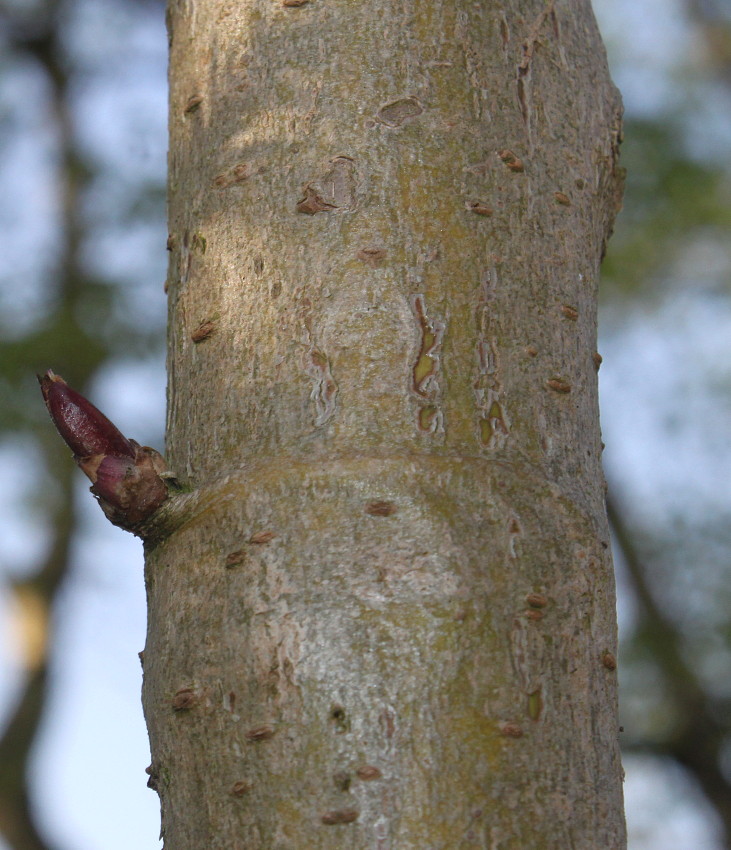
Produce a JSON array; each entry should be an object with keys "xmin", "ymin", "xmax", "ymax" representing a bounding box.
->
[{"xmin": 143, "ymin": 1, "xmax": 626, "ymax": 846}]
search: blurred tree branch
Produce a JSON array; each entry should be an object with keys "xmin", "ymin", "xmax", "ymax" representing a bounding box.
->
[
  {"xmin": 1, "ymin": 0, "xmax": 166, "ymax": 843},
  {"xmin": 686, "ymin": 0, "xmax": 731, "ymax": 81},
  {"xmin": 0, "ymin": 3, "xmax": 105, "ymax": 848},
  {"xmin": 0, "ymin": 461, "xmax": 74, "ymax": 850},
  {"xmin": 608, "ymin": 494, "xmax": 731, "ymax": 847}
]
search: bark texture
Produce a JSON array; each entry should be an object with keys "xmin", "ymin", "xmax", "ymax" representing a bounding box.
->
[{"xmin": 145, "ymin": 0, "xmax": 626, "ymax": 846}]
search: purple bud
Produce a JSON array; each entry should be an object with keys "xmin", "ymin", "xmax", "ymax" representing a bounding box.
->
[
  {"xmin": 92, "ymin": 446, "xmax": 169, "ymax": 526},
  {"xmin": 38, "ymin": 371, "xmax": 135, "ymax": 460},
  {"xmin": 39, "ymin": 370, "xmax": 168, "ymax": 530},
  {"xmin": 92, "ymin": 454, "xmax": 137, "ymax": 509}
]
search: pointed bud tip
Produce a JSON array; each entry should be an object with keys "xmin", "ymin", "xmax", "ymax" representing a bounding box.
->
[
  {"xmin": 37, "ymin": 369, "xmax": 65, "ymax": 402},
  {"xmin": 38, "ymin": 370, "xmax": 135, "ymax": 461}
]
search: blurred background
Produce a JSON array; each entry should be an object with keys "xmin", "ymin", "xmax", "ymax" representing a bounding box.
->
[{"xmin": 0, "ymin": 0, "xmax": 730, "ymax": 847}]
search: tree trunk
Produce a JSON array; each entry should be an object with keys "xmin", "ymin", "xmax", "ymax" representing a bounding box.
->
[{"xmin": 144, "ymin": 0, "xmax": 625, "ymax": 846}]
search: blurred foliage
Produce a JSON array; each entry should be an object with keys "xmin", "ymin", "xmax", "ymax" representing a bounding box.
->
[
  {"xmin": 0, "ymin": 0, "xmax": 167, "ymax": 532},
  {"xmin": 596, "ymin": 1, "xmax": 731, "ymax": 846},
  {"xmin": 0, "ymin": 0, "xmax": 165, "ymax": 848},
  {"xmin": 603, "ymin": 117, "xmax": 731, "ymax": 294}
]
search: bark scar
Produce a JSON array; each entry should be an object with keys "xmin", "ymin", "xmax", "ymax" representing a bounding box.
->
[
  {"xmin": 296, "ymin": 156, "xmax": 357, "ymax": 214},
  {"xmin": 303, "ymin": 348, "xmax": 338, "ymax": 427},
  {"xmin": 516, "ymin": 2, "xmax": 556, "ymax": 136},
  {"xmin": 473, "ymin": 278, "xmax": 510, "ymax": 448},
  {"xmin": 376, "ymin": 96, "xmax": 423, "ymax": 128},
  {"xmin": 411, "ymin": 294, "xmax": 445, "ymax": 434}
]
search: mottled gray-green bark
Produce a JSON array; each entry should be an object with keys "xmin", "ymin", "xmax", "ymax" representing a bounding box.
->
[{"xmin": 143, "ymin": 0, "xmax": 626, "ymax": 846}]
